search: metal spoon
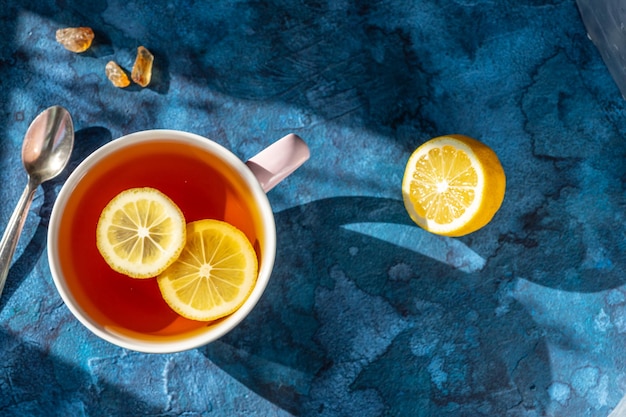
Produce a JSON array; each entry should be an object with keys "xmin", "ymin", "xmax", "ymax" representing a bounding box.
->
[{"xmin": 0, "ymin": 106, "xmax": 74, "ymax": 298}]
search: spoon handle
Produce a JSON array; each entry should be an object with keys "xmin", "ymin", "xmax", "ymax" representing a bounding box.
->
[{"xmin": 0, "ymin": 179, "xmax": 38, "ymax": 298}]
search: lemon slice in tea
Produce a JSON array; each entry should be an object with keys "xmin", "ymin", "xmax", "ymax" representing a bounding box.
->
[
  {"xmin": 96, "ymin": 187, "xmax": 186, "ymax": 278},
  {"xmin": 402, "ymin": 134, "xmax": 506, "ymax": 237},
  {"xmin": 157, "ymin": 219, "xmax": 259, "ymax": 322}
]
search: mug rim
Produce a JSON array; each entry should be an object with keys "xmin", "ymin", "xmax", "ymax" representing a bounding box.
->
[{"xmin": 47, "ymin": 129, "xmax": 277, "ymax": 353}]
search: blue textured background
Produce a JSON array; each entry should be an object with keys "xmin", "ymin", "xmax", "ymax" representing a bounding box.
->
[{"xmin": 1, "ymin": 0, "xmax": 626, "ymax": 416}]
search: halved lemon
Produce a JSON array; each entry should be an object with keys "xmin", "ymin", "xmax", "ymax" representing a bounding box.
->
[
  {"xmin": 96, "ymin": 187, "xmax": 186, "ymax": 278},
  {"xmin": 157, "ymin": 219, "xmax": 258, "ymax": 321},
  {"xmin": 402, "ymin": 134, "xmax": 506, "ymax": 237}
]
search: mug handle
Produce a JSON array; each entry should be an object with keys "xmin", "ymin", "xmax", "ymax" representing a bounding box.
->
[{"xmin": 245, "ymin": 133, "xmax": 310, "ymax": 192}]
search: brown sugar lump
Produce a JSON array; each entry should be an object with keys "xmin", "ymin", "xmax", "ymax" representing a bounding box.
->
[
  {"xmin": 55, "ymin": 27, "xmax": 95, "ymax": 53},
  {"xmin": 131, "ymin": 46, "xmax": 154, "ymax": 87},
  {"xmin": 105, "ymin": 61, "xmax": 131, "ymax": 88}
]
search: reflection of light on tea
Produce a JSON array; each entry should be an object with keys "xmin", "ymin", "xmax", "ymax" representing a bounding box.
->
[{"xmin": 341, "ymin": 222, "xmax": 486, "ymax": 273}]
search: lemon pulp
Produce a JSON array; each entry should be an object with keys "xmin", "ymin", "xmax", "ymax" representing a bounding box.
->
[
  {"xmin": 157, "ymin": 219, "xmax": 258, "ymax": 321},
  {"xmin": 96, "ymin": 187, "xmax": 186, "ymax": 278},
  {"xmin": 402, "ymin": 134, "xmax": 506, "ymax": 237}
]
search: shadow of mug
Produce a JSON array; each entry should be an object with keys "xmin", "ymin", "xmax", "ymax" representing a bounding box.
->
[{"xmin": 203, "ymin": 196, "xmax": 552, "ymax": 416}]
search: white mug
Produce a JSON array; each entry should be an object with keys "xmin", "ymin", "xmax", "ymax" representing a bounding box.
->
[{"xmin": 47, "ymin": 130, "xmax": 309, "ymax": 353}]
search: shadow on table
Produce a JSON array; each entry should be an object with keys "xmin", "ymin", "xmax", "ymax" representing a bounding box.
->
[
  {"xmin": 0, "ymin": 328, "xmax": 163, "ymax": 416},
  {"xmin": 195, "ymin": 0, "xmax": 437, "ymax": 148},
  {"xmin": 202, "ymin": 196, "xmax": 553, "ymax": 416},
  {"xmin": 0, "ymin": 127, "xmax": 111, "ymax": 309}
]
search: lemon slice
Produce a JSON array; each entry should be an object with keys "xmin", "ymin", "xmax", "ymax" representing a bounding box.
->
[
  {"xmin": 402, "ymin": 134, "xmax": 506, "ymax": 237},
  {"xmin": 157, "ymin": 219, "xmax": 258, "ymax": 321},
  {"xmin": 96, "ymin": 187, "xmax": 186, "ymax": 278}
]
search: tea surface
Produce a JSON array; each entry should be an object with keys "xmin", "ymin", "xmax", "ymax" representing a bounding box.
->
[{"xmin": 57, "ymin": 139, "xmax": 263, "ymax": 338}]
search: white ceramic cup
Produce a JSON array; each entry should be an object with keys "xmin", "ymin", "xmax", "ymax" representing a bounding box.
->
[{"xmin": 47, "ymin": 130, "xmax": 309, "ymax": 353}]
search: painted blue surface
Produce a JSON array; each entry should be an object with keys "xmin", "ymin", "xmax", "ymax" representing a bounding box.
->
[{"xmin": 0, "ymin": 0, "xmax": 625, "ymax": 415}]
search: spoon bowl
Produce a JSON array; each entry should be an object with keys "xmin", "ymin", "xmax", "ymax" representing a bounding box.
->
[
  {"xmin": 22, "ymin": 107, "xmax": 74, "ymax": 180},
  {"xmin": 0, "ymin": 106, "xmax": 74, "ymax": 298}
]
